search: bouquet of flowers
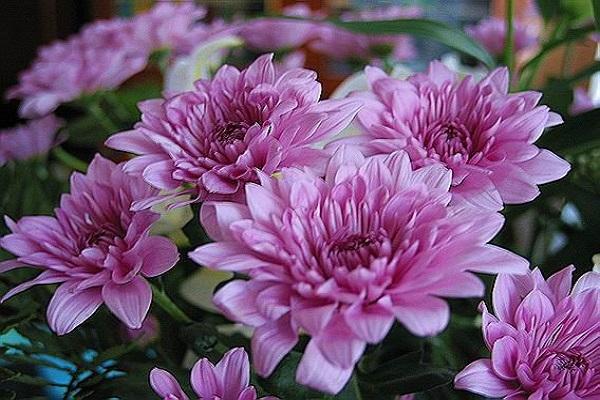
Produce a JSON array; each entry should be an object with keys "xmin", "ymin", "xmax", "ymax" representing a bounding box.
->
[{"xmin": 1, "ymin": 1, "xmax": 599, "ymax": 399}]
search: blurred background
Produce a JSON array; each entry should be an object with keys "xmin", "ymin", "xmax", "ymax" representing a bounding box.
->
[{"xmin": 2, "ymin": 0, "xmax": 597, "ymax": 127}]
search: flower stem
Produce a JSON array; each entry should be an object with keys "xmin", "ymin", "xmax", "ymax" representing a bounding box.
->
[
  {"xmin": 87, "ymin": 101, "xmax": 120, "ymax": 134},
  {"xmin": 503, "ymin": 0, "xmax": 515, "ymax": 75},
  {"xmin": 151, "ymin": 283, "xmax": 193, "ymax": 324},
  {"xmin": 52, "ymin": 146, "xmax": 88, "ymax": 172}
]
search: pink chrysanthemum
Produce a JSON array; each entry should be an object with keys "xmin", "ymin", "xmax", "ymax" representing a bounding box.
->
[
  {"xmin": 0, "ymin": 114, "xmax": 63, "ymax": 166},
  {"xmin": 335, "ymin": 62, "xmax": 570, "ymax": 210},
  {"xmin": 0, "ymin": 155, "xmax": 179, "ymax": 335},
  {"xmin": 466, "ymin": 17, "xmax": 539, "ymax": 58},
  {"xmin": 7, "ymin": 3, "xmax": 210, "ymax": 118},
  {"xmin": 189, "ymin": 147, "xmax": 528, "ymax": 394},
  {"xmin": 106, "ymin": 54, "xmax": 360, "ymax": 207},
  {"xmin": 7, "ymin": 18, "xmax": 147, "ymax": 118},
  {"xmin": 239, "ymin": 4, "xmax": 322, "ymax": 52},
  {"xmin": 311, "ymin": 6, "xmax": 421, "ymax": 62},
  {"xmin": 455, "ymin": 266, "xmax": 600, "ymax": 399},
  {"xmin": 150, "ymin": 347, "xmax": 278, "ymax": 400}
]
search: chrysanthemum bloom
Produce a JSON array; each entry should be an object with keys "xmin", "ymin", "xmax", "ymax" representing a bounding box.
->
[
  {"xmin": 0, "ymin": 155, "xmax": 179, "ymax": 335},
  {"xmin": 0, "ymin": 115, "xmax": 63, "ymax": 166},
  {"xmin": 466, "ymin": 17, "xmax": 539, "ymax": 58},
  {"xmin": 106, "ymin": 54, "xmax": 360, "ymax": 207},
  {"xmin": 335, "ymin": 62, "xmax": 570, "ymax": 210},
  {"xmin": 8, "ymin": 3, "xmax": 212, "ymax": 118},
  {"xmin": 7, "ymin": 18, "xmax": 147, "ymax": 118},
  {"xmin": 190, "ymin": 148, "xmax": 528, "ymax": 394},
  {"xmin": 455, "ymin": 266, "xmax": 600, "ymax": 399},
  {"xmin": 311, "ymin": 6, "xmax": 421, "ymax": 62},
  {"xmin": 150, "ymin": 347, "xmax": 278, "ymax": 400},
  {"xmin": 239, "ymin": 4, "xmax": 322, "ymax": 52}
]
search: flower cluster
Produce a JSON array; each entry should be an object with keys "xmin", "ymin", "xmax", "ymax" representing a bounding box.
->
[
  {"xmin": 7, "ymin": 2, "xmax": 210, "ymax": 118},
  {"xmin": 150, "ymin": 347, "xmax": 278, "ymax": 400},
  {"xmin": 335, "ymin": 62, "xmax": 570, "ymax": 210},
  {"xmin": 0, "ymin": 114, "xmax": 62, "ymax": 166},
  {"xmin": 0, "ymin": 155, "xmax": 179, "ymax": 334},
  {"xmin": 190, "ymin": 148, "xmax": 528, "ymax": 394},
  {"xmin": 106, "ymin": 54, "xmax": 360, "ymax": 206},
  {"xmin": 455, "ymin": 266, "xmax": 600, "ymax": 398}
]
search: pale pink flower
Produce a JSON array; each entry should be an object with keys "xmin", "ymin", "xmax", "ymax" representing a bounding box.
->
[
  {"xmin": 239, "ymin": 4, "xmax": 322, "ymax": 52},
  {"xmin": 149, "ymin": 347, "xmax": 278, "ymax": 400},
  {"xmin": 311, "ymin": 6, "xmax": 422, "ymax": 62},
  {"xmin": 190, "ymin": 148, "xmax": 528, "ymax": 394},
  {"xmin": 106, "ymin": 54, "xmax": 360, "ymax": 207},
  {"xmin": 570, "ymin": 87, "xmax": 597, "ymax": 115},
  {"xmin": 0, "ymin": 115, "xmax": 63, "ymax": 166},
  {"xmin": 0, "ymin": 155, "xmax": 179, "ymax": 335},
  {"xmin": 466, "ymin": 17, "xmax": 539, "ymax": 58},
  {"xmin": 455, "ymin": 266, "xmax": 600, "ymax": 399},
  {"xmin": 335, "ymin": 62, "xmax": 570, "ymax": 210}
]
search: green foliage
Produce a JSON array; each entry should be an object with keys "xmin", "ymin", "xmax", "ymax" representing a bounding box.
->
[{"xmin": 333, "ymin": 18, "xmax": 495, "ymax": 69}]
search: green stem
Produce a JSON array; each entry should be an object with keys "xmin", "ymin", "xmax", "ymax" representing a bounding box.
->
[
  {"xmin": 503, "ymin": 0, "xmax": 515, "ymax": 75},
  {"xmin": 151, "ymin": 283, "xmax": 193, "ymax": 324},
  {"xmin": 52, "ymin": 147, "xmax": 88, "ymax": 172},
  {"xmin": 352, "ymin": 374, "xmax": 363, "ymax": 400},
  {"xmin": 102, "ymin": 91, "xmax": 132, "ymax": 123},
  {"xmin": 87, "ymin": 101, "xmax": 119, "ymax": 134}
]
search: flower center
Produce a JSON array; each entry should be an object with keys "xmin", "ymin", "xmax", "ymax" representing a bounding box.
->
[
  {"xmin": 552, "ymin": 351, "xmax": 589, "ymax": 372},
  {"xmin": 213, "ymin": 121, "xmax": 249, "ymax": 144},
  {"xmin": 330, "ymin": 232, "xmax": 379, "ymax": 254},
  {"xmin": 327, "ymin": 231, "xmax": 385, "ymax": 271},
  {"xmin": 425, "ymin": 120, "xmax": 473, "ymax": 159}
]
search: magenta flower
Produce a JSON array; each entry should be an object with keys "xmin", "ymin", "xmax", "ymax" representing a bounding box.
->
[
  {"xmin": 311, "ymin": 6, "xmax": 421, "ymax": 62},
  {"xmin": 106, "ymin": 54, "xmax": 360, "ymax": 207},
  {"xmin": 0, "ymin": 115, "xmax": 63, "ymax": 166},
  {"xmin": 121, "ymin": 313, "xmax": 160, "ymax": 346},
  {"xmin": 239, "ymin": 4, "xmax": 322, "ymax": 52},
  {"xmin": 335, "ymin": 62, "xmax": 570, "ymax": 210},
  {"xmin": 190, "ymin": 148, "xmax": 528, "ymax": 394},
  {"xmin": 466, "ymin": 17, "xmax": 539, "ymax": 58},
  {"xmin": 0, "ymin": 155, "xmax": 179, "ymax": 335},
  {"xmin": 455, "ymin": 266, "xmax": 600, "ymax": 399},
  {"xmin": 150, "ymin": 347, "xmax": 278, "ymax": 400}
]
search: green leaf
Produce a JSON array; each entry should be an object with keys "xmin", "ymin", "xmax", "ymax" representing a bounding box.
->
[
  {"xmin": 0, "ymin": 367, "xmax": 18, "ymax": 383},
  {"xmin": 537, "ymin": 0, "xmax": 561, "ymax": 20},
  {"xmin": 593, "ymin": 0, "xmax": 600, "ymax": 28},
  {"xmin": 0, "ymin": 389, "xmax": 16, "ymax": 400},
  {"xmin": 333, "ymin": 18, "xmax": 495, "ymax": 69}
]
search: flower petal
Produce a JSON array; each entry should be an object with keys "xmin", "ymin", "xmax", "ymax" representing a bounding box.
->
[
  {"xmin": 102, "ymin": 276, "xmax": 152, "ymax": 329},
  {"xmin": 149, "ymin": 368, "xmax": 189, "ymax": 400},
  {"xmin": 47, "ymin": 283, "xmax": 103, "ymax": 335},
  {"xmin": 455, "ymin": 359, "xmax": 515, "ymax": 397},
  {"xmin": 296, "ymin": 339, "xmax": 354, "ymax": 395}
]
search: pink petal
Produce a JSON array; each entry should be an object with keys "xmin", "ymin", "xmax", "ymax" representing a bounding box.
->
[
  {"xmin": 213, "ymin": 280, "xmax": 267, "ymax": 327},
  {"xmin": 518, "ymin": 149, "xmax": 570, "ymax": 184},
  {"xmin": 149, "ymin": 368, "xmax": 189, "ymax": 400},
  {"xmin": 392, "ymin": 295, "xmax": 450, "ymax": 337},
  {"xmin": 138, "ymin": 236, "xmax": 180, "ymax": 277},
  {"xmin": 492, "ymin": 273, "xmax": 534, "ymax": 324},
  {"xmin": 315, "ymin": 314, "xmax": 366, "ymax": 368},
  {"xmin": 453, "ymin": 245, "xmax": 529, "ymax": 275},
  {"xmin": 102, "ymin": 276, "xmax": 152, "ymax": 329},
  {"xmin": 143, "ymin": 160, "xmax": 180, "ymax": 190},
  {"xmin": 189, "ymin": 242, "xmax": 255, "ymax": 271},
  {"xmin": 47, "ymin": 283, "xmax": 103, "ymax": 335},
  {"xmin": 572, "ymin": 270, "xmax": 600, "ymax": 294},
  {"xmin": 514, "ymin": 290, "xmax": 554, "ymax": 330},
  {"xmin": 190, "ymin": 359, "xmax": 220, "ymax": 398},
  {"xmin": 454, "ymin": 359, "xmax": 515, "ymax": 397},
  {"xmin": 252, "ymin": 315, "xmax": 298, "ymax": 377},
  {"xmin": 105, "ymin": 130, "xmax": 159, "ymax": 154},
  {"xmin": 344, "ymin": 300, "xmax": 395, "ymax": 343},
  {"xmin": 296, "ymin": 339, "xmax": 354, "ymax": 395},
  {"xmin": 200, "ymin": 201, "xmax": 251, "ymax": 241},
  {"xmin": 215, "ymin": 347, "xmax": 250, "ymax": 399},
  {"xmin": 491, "ymin": 336, "xmax": 519, "ymax": 380},
  {"xmin": 546, "ymin": 265, "xmax": 575, "ymax": 301},
  {"xmin": 2, "ymin": 270, "xmax": 66, "ymax": 302},
  {"xmin": 0, "ymin": 259, "xmax": 27, "ymax": 273}
]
